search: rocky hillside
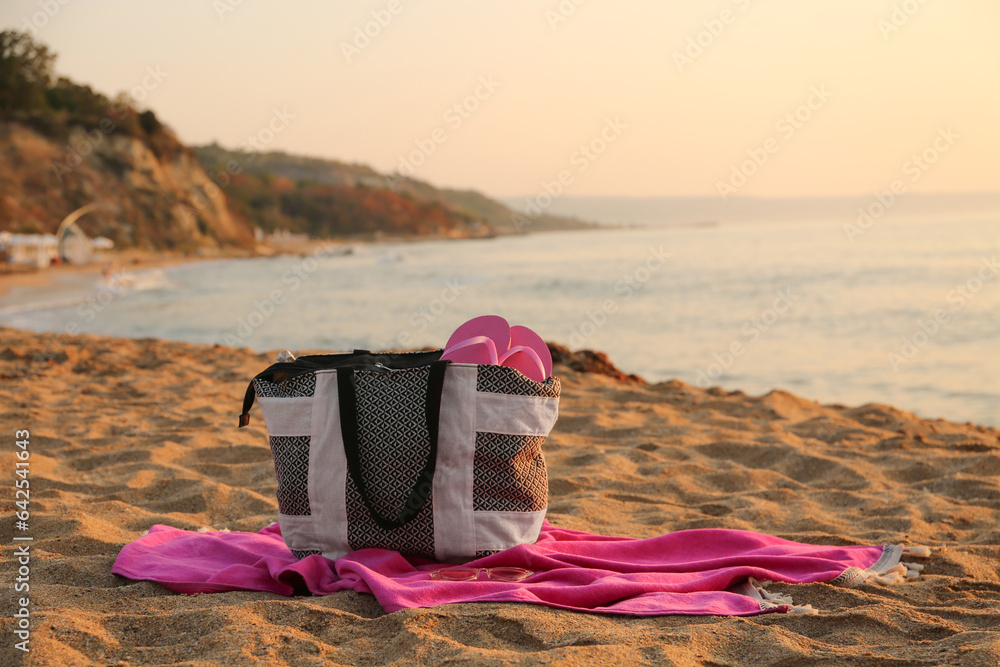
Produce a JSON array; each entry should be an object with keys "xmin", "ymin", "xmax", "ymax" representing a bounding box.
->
[
  {"xmin": 194, "ymin": 145, "xmax": 594, "ymax": 238},
  {"xmin": 0, "ymin": 121, "xmax": 254, "ymax": 251},
  {"xmin": 194, "ymin": 144, "xmax": 489, "ymax": 240},
  {"xmin": 0, "ymin": 29, "xmax": 254, "ymax": 251},
  {"xmin": 0, "ymin": 29, "xmax": 592, "ymax": 252}
]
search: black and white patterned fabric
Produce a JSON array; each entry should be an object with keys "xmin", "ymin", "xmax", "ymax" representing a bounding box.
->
[
  {"xmin": 476, "ymin": 365, "xmax": 561, "ymax": 398},
  {"xmin": 254, "ymin": 357, "xmax": 561, "ymax": 562},
  {"xmin": 345, "ymin": 476, "xmax": 436, "ymax": 559},
  {"xmin": 291, "ymin": 549, "xmax": 323, "ymax": 559},
  {"xmin": 345, "ymin": 368, "xmax": 436, "ymax": 559},
  {"xmin": 269, "ymin": 435, "xmax": 311, "ymax": 516},
  {"xmin": 253, "ymin": 373, "xmax": 317, "ymax": 399},
  {"xmin": 473, "ymin": 433, "xmax": 547, "ymax": 512}
]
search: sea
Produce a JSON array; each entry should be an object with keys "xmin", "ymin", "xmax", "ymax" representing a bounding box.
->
[{"xmin": 2, "ymin": 200, "xmax": 998, "ymax": 428}]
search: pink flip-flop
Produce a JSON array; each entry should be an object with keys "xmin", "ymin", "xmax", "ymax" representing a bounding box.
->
[
  {"xmin": 509, "ymin": 325, "xmax": 552, "ymax": 379},
  {"xmin": 445, "ymin": 316, "xmax": 511, "ymax": 356},
  {"xmin": 499, "ymin": 345, "xmax": 547, "ymax": 382},
  {"xmin": 440, "ymin": 336, "xmax": 499, "ymax": 365}
]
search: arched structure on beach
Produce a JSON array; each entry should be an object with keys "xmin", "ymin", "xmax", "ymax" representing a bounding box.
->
[{"xmin": 56, "ymin": 203, "xmax": 99, "ymax": 264}]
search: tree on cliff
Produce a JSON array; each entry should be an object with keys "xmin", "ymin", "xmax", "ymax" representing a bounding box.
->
[
  {"xmin": 0, "ymin": 29, "xmax": 178, "ymax": 155},
  {"xmin": 0, "ymin": 29, "xmax": 56, "ymax": 114}
]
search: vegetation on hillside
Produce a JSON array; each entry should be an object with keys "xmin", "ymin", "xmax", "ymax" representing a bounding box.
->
[
  {"xmin": 0, "ymin": 29, "xmax": 182, "ymax": 159},
  {"xmin": 196, "ymin": 145, "xmax": 487, "ymax": 239},
  {"xmin": 0, "ymin": 30, "xmax": 251, "ymax": 250},
  {"xmin": 195, "ymin": 145, "xmax": 595, "ymax": 239},
  {"xmin": 228, "ymin": 172, "xmax": 486, "ymax": 239},
  {"xmin": 1, "ymin": 29, "xmax": 592, "ymax": 247}
]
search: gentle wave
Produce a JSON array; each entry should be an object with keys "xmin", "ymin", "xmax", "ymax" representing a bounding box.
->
[{"xmin": 0, "ymin": 268, "xmax": 178, "ymax": 317}]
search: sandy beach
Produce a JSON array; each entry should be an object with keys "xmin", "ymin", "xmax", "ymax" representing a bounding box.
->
[{"xmin": 1, "ymin": 326, "xmax": 998, "ymax": 666}]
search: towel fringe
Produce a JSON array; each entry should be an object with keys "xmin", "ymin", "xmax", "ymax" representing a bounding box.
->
[
  {"xmin": 875, "ymin": 572, "xmax": 904, "ymax": 585},
  {"xmin": 737, "ymin": 543, "xmax": 931, "ymax": 609},
  {"xmin": 881, "ymin": 558, "xmax": 930, "ymax": 583},
  {"xmin": 895, "ymin": 546, "xmax": 930, "ymax": 581},
  {"xmin": 759, "ymin": 588, "xmax": 794, "ymax": 605},
  {"xmin": 902, "ymin": 545, "xmax": 931, "ymax": 557},
  {"xmin": 746, "ymin": 577, "xmax": 807, "ymax": 612},
  {"xmin": 874, "ymin": 562, "xmax": 910, "ymax": 585},
  {"xmin": 832, "ymin": 543, "xmax": 931, "ymax": 588},
  {"xmin": 788, "ymin": 604, "xmax": 819, "ymax": 616}
]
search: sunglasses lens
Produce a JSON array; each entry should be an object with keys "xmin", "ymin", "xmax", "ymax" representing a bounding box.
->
[
  {"xmin": 430, "ymin": 567, "xmax": 479, "ymax": 581},
  {"xmin": 487, "ymin": 567, "xmax": 532, "ymax": 582}
]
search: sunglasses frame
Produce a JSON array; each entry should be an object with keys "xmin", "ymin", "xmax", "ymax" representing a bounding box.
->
[{"xmin": 428, "ymin": 566, "xmax": 533, "ymax": 582}]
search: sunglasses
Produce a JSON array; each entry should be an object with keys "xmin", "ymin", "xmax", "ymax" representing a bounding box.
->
[{"xmin": 428, "ymin": 566, "xmax": 533, "ymax": 582}]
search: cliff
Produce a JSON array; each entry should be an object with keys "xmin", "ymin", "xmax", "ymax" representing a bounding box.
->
[
  {"xmin": 0, "ymin": 120, "xmax": 254, "ymax": 251},
  {"xmin": 0, "ymin": 28, "xmax": 591, "ymax": 253}
]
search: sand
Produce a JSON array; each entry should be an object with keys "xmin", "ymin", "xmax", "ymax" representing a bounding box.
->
[{"xmin": 1, "ymin": 327, "xmax": 998, "ymax": 666}]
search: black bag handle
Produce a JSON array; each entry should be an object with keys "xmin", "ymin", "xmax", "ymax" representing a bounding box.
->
[
  {"xmin": 239, "ymin": 349, "xmax": 442, "ymax": 428},
  {"xmin": 337, "ymin": 360, "xmax": 449, "ymax": 531}
]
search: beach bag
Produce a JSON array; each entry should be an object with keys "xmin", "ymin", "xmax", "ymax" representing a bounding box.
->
[{"xmin": 239, "ymin": 349, "xmax": 560, "ymax": 562}]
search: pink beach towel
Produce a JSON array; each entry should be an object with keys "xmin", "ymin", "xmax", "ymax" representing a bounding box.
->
[{"xmin": 112, "ymin": 521, "xmax": 924, "ymax": 616}]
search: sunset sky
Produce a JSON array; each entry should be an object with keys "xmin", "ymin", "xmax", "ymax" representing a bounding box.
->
[{"xmin": 2, "ymin": 0, "xmax": 998, "ymax": 198}]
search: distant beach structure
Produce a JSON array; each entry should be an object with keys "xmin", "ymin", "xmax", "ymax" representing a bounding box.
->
[
  {"xmin": 1, "ymin": 203, "xmax": 114, "ymax": 270},
  {"xmin": 0, "ymin": 232, "xmax": 60, "ymax": 269},
  {"xmin": 0, "ymin": 231, "xmax": 114, "ymax": 270}
]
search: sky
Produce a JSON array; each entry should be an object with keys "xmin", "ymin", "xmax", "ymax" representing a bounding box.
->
[{"xmin": 2, "ymin": 0, "xmax": 998, "ymax": 199}]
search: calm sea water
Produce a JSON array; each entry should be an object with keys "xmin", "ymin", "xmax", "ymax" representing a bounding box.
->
[{"xmin": 2, "ymin": 217, "xmax": 998, "ymax": 427}]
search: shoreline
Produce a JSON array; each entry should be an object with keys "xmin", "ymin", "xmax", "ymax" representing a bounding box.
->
[
  {"xmin": 0, "ymin": 226, "xmax": 601, "ymax": 300},
  {"xmin": 0, "ymin": 249, "xmax": 216, "ymax": 300},
  {"xmin": 0, "ymin": 224, "xmax": 596, "ymax": 301},
  {"xmin": 2, "ymin": 321, "xmax": 998, "ymax": 435},
  {"xmin": 3, "ymin": 226, "xmax": 997, "ymax": 431}
]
